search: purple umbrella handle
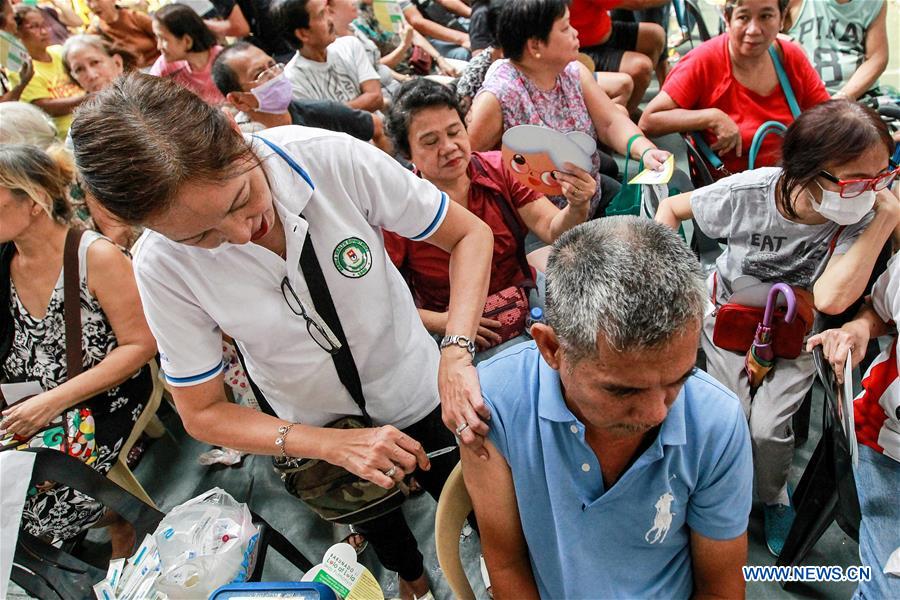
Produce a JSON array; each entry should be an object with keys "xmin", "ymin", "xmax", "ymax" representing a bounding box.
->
[{"xmin": 762, "ymin": 283, "xmax": 796, "ymax": 328}]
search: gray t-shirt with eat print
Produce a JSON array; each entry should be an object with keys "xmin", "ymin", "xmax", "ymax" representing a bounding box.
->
[{"xmin": 691, "ymin": 167, "xmax": 873, "ymax": 305}]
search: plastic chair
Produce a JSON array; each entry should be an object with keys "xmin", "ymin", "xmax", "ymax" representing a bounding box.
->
[
  {"xmin": 776, "ymin": 345, "xmax": 861, "ymax": 577},
  {"xmin": 106, "ymin": 360, "xmax": 165, "ymax": 508},
  {"xmin": 10, "ymin": 448, "xmax": 315, "ymax": 598},
  {"xmin": 673, "ymin": 0, "xmax": 713, "ymax": 47},
  {"xmin": 434, "ymin": 463, "xmax": 476, "ymax": 600}
]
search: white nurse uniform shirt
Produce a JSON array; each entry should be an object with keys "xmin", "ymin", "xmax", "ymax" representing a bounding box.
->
[{"xmin": 133, "ymin": 126, "xmax": 448, "ymax": 428}]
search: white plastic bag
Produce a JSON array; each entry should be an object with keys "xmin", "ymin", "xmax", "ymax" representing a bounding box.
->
[{"xmin": 153, "ymin": 488, "xmax": 259, "ymax": 598}]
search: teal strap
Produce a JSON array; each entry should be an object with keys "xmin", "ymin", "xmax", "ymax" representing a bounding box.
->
[
  {"xmin": 747, "ymin": 121, "xmax": 788, "ymax": 170},
  {"xmin": 769, "ymin": 44, "xmax": 801, "ymax": 119},
  {"xmin": 689, "ymin": 132, "xmax": 725, "ymax": 172},
  {"xmin": 622, "ymin": 133, "xmax": 644, "ymax": 181},
  {"xmin": 747, "ymin": 121, "xmax": 787, "ymax": 169}
]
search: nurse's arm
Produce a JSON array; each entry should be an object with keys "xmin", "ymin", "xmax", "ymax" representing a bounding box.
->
[
  {"xmin": 424, "ymin": 201, "xmax": 494, "ymax": 458},
  {"xmin": 655, "ymin": 191, "xmax": 694, "ymax": 230},
  {"xmin": 171, "ymin": 376, "xmax": 429, "ymax": 489},
  {"xmin": 690, "ymin": 531, "xmax": 747, "ymax": 599},
  {"xmin": 461, "ymin": 441, "xmax": 540, "ymax": 600}
]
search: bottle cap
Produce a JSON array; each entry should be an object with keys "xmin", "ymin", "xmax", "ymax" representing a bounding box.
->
[{"xmin": 530, "ymin": 307, "xmax": 543, "ymax": 320}]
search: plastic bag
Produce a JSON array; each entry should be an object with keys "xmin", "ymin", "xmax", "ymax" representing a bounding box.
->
[{"xmin": 153, "ymin": 488, "xmax": 259, "ymax": 598}]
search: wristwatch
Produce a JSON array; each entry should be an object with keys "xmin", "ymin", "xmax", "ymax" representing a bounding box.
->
[{"xmin": 440, "ymin": 335, "xmax": 476, "ymax": 358}]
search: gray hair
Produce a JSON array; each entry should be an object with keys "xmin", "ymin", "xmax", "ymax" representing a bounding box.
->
[
  {"xmin": 0, "ymin": 102, "xmax": 58, "ymax": 148},
  {"xmin": 544, "ymin": 216, "xmax": 706, "ymax": 361},
  {"xmin": 62, "ymin": 34, "xmax": 110, "ymax": 68}
]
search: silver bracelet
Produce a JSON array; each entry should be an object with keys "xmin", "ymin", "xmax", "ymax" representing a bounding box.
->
[{"xmin": 275, "ymin": 423, "xmax": 296, "ymax": 460}]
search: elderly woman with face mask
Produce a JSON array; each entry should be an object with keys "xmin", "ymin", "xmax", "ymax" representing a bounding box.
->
[{"xmin": 655, "ymin": 100, "xmax": 899, "ymax": 558}]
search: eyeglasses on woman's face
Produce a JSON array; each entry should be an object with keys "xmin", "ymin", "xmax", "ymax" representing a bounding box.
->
[{"xmin": 818, "ymin": 166, "xmax": 900, "ymax": 199}]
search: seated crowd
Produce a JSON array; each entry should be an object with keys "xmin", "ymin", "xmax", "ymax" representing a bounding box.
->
[{"xmin": 1, "ymin": 0, "xmax": 898, "ymax": 599}]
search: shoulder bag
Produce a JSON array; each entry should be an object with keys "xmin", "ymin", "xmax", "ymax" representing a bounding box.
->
[{"xmin": 711, "ymin": 226, "xmax": 845, "ymax": 359}]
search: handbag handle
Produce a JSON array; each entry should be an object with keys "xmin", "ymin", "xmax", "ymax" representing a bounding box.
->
[
  {"xmin": 768, "ymin": 43, "xmax": 801, "ymax": 119},
  {"xmin": 747, "ymin": 121, "xmax": 788, "ymax": 170},
  {"xmin": 64, "ymin": 228, "xmax": 86, "ymax": 380},
  {"xmin": 469, "ymin": 153, "xmax": 534, "ymax": 289}
]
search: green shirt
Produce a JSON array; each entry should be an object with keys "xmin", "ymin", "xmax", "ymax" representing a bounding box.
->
[{"xmin": 788, "ymin": 0, "xmax": 884, "ymax": 94}]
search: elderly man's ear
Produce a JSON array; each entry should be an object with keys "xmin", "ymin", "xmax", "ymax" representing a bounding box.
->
[
  {"xmin": 531, "ymin": 323, "xmax": 563, "ymax": 370},
  {"xmin": 226, "ymin": 91, "xmax": 257, "ymax": 113}
]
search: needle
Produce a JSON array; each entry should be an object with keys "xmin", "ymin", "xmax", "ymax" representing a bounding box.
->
[{"xmin": 426, "ymin": 446, "xmax": 458, "ymax": 459}]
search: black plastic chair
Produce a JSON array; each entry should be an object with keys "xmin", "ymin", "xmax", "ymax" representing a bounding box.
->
[
  {"xmin": 776, "ymin": 346, "xmax": 861, "ymax": 578},
  {"xmin": 681, "ymin": 134, "xmax": 725, "ymax": 264},
  {"xmin": 10, "ymin": 448, "xmax": 314, "ymax": 599}
]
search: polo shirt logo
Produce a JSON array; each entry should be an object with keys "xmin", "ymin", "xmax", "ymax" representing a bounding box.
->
[
  {"xmin": 645, "ymin": 491, "xmax": 676, "ymax": 544},
  {"xmin": 333, "ymin": 237, "xmax": 372, "ymax": 278}
]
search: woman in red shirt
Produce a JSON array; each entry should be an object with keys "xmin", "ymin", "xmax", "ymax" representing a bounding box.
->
[
  {"xmin": 639, "ymin": 0, "xmax": 829, "ymax": 175},
  {"xmin": 384, "ymin": 79, "xmax": 594, "ymax": 356}
]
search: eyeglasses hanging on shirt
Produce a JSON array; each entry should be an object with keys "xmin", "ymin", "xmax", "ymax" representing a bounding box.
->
[{"xmin": 281, "ymin": 276, "xmax": 342, "ymax": 354}]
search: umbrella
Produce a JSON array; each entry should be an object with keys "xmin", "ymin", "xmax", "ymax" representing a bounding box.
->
[{"xmin": 746, "ymin": 283, "xmax": 797, "ymax": 393}]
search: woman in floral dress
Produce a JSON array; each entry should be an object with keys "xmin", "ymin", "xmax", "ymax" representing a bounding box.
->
[{"xmin": 0, "ymin": 144, "xmax": 156, "ymax": 557}]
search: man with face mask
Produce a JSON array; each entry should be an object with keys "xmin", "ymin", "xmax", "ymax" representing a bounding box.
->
[{"xmin": 211, "ymin": 42, "xmax": 393, "ymax": 152}]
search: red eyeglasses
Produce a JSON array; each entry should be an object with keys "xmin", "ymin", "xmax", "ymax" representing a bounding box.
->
[{"xmin": 819, "ymin": 166, "xmax": 900, "ymax": 199}]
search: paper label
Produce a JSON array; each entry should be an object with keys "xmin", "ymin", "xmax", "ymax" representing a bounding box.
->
[
  {"xmin": 628, "ymin": 155, "xmax": 675, "ymax": 185},
  {"xmin": 302, "ymin": 543, "xmax": 383, "ymax": 600},
  {"xmin": 372, "ymin": 0, "xmax": 404, "ymax": 34},
  {"xmin": 0, "ymin": 381, "xmax": 43, "ymax": 406}
]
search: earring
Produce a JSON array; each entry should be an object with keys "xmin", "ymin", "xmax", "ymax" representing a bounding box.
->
[{"xmin": 535, "ymin": 52, "xmax": 542, "ymax": 59}]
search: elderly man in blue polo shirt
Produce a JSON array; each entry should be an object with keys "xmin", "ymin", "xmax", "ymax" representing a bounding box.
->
[{"xmin": 462, "ymin": 217, "xmax": 753, "ymax": 599}]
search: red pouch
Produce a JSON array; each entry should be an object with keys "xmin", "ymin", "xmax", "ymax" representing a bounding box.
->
[
  {"xmin": 712, "ymin": 288, "xmax": 814, "ymax": 359},
  {"xmin": 482, "ymin": 286, "xmax": 529, "ymax": 344}
]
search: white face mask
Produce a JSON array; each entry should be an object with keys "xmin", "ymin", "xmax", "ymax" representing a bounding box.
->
[{"xmin": 808, "ymin": 181, "xmax": 875, "ymax": 226}]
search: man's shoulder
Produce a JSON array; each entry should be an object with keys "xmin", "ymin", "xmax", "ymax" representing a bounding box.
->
[
  {"xmin": 682, "ymin": 370, "xmax": 745, "ymax": 432},
  {"xmin": 478, "ymin": 343, "xmax": 543, "ymax": 409},
  {"xmin": 330, "ymin": 35, "xmax": 366, "ymax": 55}
]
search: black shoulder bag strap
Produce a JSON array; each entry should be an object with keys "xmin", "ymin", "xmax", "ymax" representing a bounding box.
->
[
  {"xmin": 297, "ymin": 229, "xmax": 372, "ymax": 425},
  {"xmin": 243, "ymin": 136, "xmax": 370, "ymax": 425},
  {"xmin": 236, "ymin": 229, "xmax": 371, "ymax": 426},
  {"xmin": 64, "ymin": 228, "xmax": 86, "ymax": 381},
  {"xmin": 0, "ymin": 229, "xmax": 84, "ymax": 418},
  {"xmin": 470, "ymin": 153, "xmax": 535, "ymax": 289}
]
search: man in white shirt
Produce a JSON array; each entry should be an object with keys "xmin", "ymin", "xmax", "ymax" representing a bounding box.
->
[{"xmin": 278, "ymin": 0, "xmax": 383, "ymax": 113}]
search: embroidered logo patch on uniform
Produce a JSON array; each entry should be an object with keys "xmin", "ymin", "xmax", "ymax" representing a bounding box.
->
[{"xmin": 333, "ymin": 237, "xmax": 372, "ymax": 278}]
